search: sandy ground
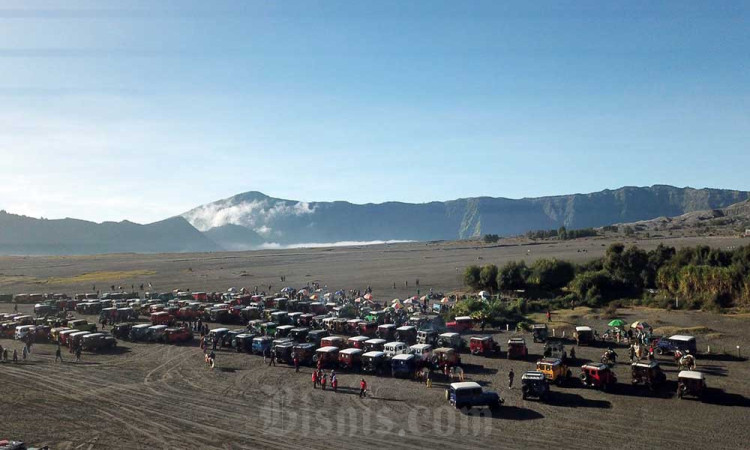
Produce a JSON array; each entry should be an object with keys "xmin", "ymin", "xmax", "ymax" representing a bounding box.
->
[
  {"xmin": 0, "ymin": 235, "xmax": 747, "ymax": 298},
  {"xmin": 1, "ymin": 236, "xmax": 750, "ymax": 449}
]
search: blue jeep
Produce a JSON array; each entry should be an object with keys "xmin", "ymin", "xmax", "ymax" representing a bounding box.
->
[
  {"xmin": 656, "ymin": 335, "xmax": 697, "ymax": 355},
  {"xmin": 446, "ymin": 382, "xmax": 503, "ymax": 409},
  {"xmin": 251, "ymin": 336, "xmax": 274, "ymax": 355}
]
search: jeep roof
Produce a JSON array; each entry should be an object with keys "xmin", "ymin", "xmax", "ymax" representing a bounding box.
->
[
  {"xmin": 392, "ymin": 353, "xmax": 415, "ymax": 361},
  {"xmin": 521, "ymin": 371, "xmax": 546, "ymax": 381},
  {"xmin": 632, "ymin": 361, "xmax": 659, "ymax": 369},
  {"xmin": 508, "ymin": 337, "xmax": 526, "ymax": 344},
  {"xmin": 669, "ymin": 335, "xmax": 696, "ymax": 342},
  {"xmin": 582, "ymin": 363, "xmax": 609, "ymax": 371},
  {"xmin": 365, "ymin": 338, "xmax": 386, "ymax": 344},
  {"xmin": 678, "ymin": 370, "xmax": 704, "ymax": 380},
  {"xmin": 348, "ymin": 336, "xmax": 369, "ymax": 342},
  {"xmin": 340, "ymin": 348, "xmax": 363, "ymax": 355},
  {"xmin": 362, "ymin": 351, "xmax": 385, "ymax": 358},
  {"xmin": 575, "ymin": 326, "xmax": 593, "ymax": 332},
  {"xmin": 538, "ymin": 357, "xmax": 562, "ymax": 365},
  {"xmin": 440, "ymin": 332, "xmax": 459, "ymax": 338},
  {"xmin": 450, "ymin": 381, "xmax": 481, "ymax": 391},
  {"xmin": 316, "ymin": 346, "xmax": 339, "ymax": 353},
  {"xmin": 471, "ymin": 336, "xmax": 492, "ymax": 342},
  {"xmin": 410, "ymin": 343, "xmax": 432, "ymax": 350}
]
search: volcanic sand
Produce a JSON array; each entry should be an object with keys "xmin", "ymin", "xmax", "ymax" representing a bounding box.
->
[{"xmin": 1, "ymin": 236, "xmax": 749, "ymax": 449}]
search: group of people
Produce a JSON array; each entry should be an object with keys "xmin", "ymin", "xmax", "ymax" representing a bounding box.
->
[
  {"xmin": 0, "ymin": 342, "xmax": 33, "ymax": 363},
  {"xmin": 311, "ymin": 368, "xmax": 339, "ymax": 391}
]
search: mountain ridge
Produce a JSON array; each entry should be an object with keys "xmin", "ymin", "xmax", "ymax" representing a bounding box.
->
[
  {"xmin": 182, "ymin": 185, "xmax": 750, "ymax": 247},
  {"xmin": 0, "ymin": 211, "xmax": 220, "ymax": 255}
]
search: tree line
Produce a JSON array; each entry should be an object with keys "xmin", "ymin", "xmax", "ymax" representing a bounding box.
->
[
  {"xmin": 464, "ymin": 243, "xmax": 750, "ymax": 311},
  {"xmin": 525, "ymin": 226, "xmax": 598, "ymax": 240}
]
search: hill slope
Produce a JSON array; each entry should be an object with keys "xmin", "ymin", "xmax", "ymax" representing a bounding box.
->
[
  {"xmin": 182, "ymin": 185, "xmax": 750, "ymax": 247},
  {"xmin": 0, "ymin": 212, "xmax": 220, "ymax": 255},
  {"xmin": 614, "ymin": 198, "xmax": 750, "ymax": 234}
]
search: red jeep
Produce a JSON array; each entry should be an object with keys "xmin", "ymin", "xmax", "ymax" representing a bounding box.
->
[
  {"xmin": 469, "ymin": 336, "xmax": 500, "ymax": 356},
  {"xmin": 150, "ymin": 311, "xmax": 175, "ymax": 326},
  {"xmin": 446, "ymin": 316, "xmax": 474, "ymax": 333},
  {"xmin": 506, "ymin": 337, "xmax": 528, "ymax": 359},
  {"xmin": 165, "ymin": 327, "xmax": 193, "ymax": 344},
  {"xmin": 580, "ymin": 363, "xmax": 617, "ymax": 391}
]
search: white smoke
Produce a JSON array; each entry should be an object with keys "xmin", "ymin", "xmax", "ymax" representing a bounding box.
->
[
  {"xmin": 257, "ymin": 240, "xmax": 413, "ymax": 250},
  {"xmin": 183, "ymin": 198, "xmax": 316, "ymax": 232}
]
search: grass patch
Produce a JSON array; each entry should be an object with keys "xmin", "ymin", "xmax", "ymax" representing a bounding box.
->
[
  {"xmin": 0, "ymin": 275, "xmax": 38, "ymax": 287},
  {"xmin": 42, "ymin": 270, "xmax": 156, "ymax": 285},
  {"xmin": 653, "ymin": 325, "xmax": 713, "ymax": 336}
]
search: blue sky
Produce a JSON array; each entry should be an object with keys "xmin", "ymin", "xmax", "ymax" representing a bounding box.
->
[{"xmin": 0, "ymin": 0, "xmax": 747, "ymax": 223}]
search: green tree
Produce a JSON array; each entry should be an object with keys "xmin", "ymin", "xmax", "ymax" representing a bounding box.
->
[
  {"xmin": 463, "ymin": 265, "xmax": 482, "ymax": 290},
  {"xmin": 479, "ymin": 264, "xmax": 499, "ymax": 292},
  {"xmin": 497, "ymin": 261, "xmax": 529, "ymax": 291},
  {"xmin": 529, "ymin": 258, "xmax": 575, "ymax": 291},
  {"xmin": 482, "ymin": 234, "xmax": 500, "ymax": 243}
]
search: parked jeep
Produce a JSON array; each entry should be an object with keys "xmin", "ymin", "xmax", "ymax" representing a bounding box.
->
[
  {"xmin": 631, "ymin": 361, "xmax": 667, "ymax": 390},
  {"xmin": 521, "ymin": 371, "xmax": 550, "ymax": 401},
  {"xmin": 81, "ymin": 332, "xmax": 117, "ymax": 351},
  {"xmin": 532, "ymin": 324, "xmax": 548, "ymax": 343},
  {"xmin": 446, "ymin": 382, "xmax": 503, "ymax": 410},
  {"xmin": 580, "ymin": 363, "xmax": 617, "ymax": 391},
  {"xmin": 536, "ymin": 357, "xmax": 572, "ymax": 386},
  {"xmin": 469, "ymin": 336, "xmax": 500, "ymax": 357}
]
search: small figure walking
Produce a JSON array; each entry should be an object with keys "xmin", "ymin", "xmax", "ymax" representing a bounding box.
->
[
  {"xmin": 75, "ymin": 346, "xmax": 82, "ymax": 363},
  {"xmin": 269, "ymin": 349, "xmax": 276, "ymax": 367},
  {"xmin": 12, "ymin": 349, "xmax": 18, "ymax": 363},
  {"xmin": 55, "ymin": 344, "xmax": 63, "ymax": 362},
  {"xmin": 22, "ymin": 345, "xmax": 28, "ymax": 361},
  {"xmin": 321, "ymin": 373, "xmax": 327, "ymax": 390},
  {"xmin": 508, "ymin": 368, "xmax": 515, "ymax": 388},
  {"xmin": 546, "ymin": 310, "xmax": 551, "ymax": 322},
  {"xmin": 312, "ymin": 370, "xmax": 318, "ymax": 389},
  {"xmin": 293, "ymin": 353, "xmax": 300, "ymax": 373},
  {"xmin": 359, "ymin": 378, "xmax": 367, "ymax": 398},
  {"xmin": 331, "ymin": 374, "xmax": 338, "ymax": 392}
]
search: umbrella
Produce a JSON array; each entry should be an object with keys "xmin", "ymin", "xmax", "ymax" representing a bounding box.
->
[
  {"xmin": 391, "ymin": 298, "xmax": 401, "ymax": 304},
  {"xmin": 310, "ymin": 294, "xmax": 318, "ymax": 300},
  {"xmin": 420, "ymin": 295, "xmax": 428, "ymax": 301},
  {"xmin": 608, "ymin": 319, "xmax": 626, "ymax": 327},
  {"xmin": 630, "ymin": 321, "xmax": 650, "ymax": 330},
  {"xmin": 323, "ymin": 293, "xmax": 331, "ymax": 299},
  {"xmin": 364, "ymin": 293, "xmax": 373, "ymax": 301},
  {"xmin": 440, "ymin": 297, "xmax": 450, "ymax": 304},
  {"xmin": 403, "ymin": 298, "xmax": 413, "ymax": 305}
]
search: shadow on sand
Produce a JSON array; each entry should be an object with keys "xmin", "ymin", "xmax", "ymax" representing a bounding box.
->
[
  {"xmin": 546, "ymin": 391, "xmax": 612, "ymax": 408},
  {"xmin": 700, "ymin": 388, "xmax": 750, "ymax": 407},
  {"xmin": 486, "ymin": 405, "xmax": 544, "ymax": 421}
]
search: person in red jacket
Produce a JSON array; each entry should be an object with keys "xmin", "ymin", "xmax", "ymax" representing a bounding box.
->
[
  {"xmin": 312, "ymin": 370, "xmax": 318, "ymax": 389},
  {"xmin": 359, "ymin": 378, "xmax": 367, "ymax": 398}
]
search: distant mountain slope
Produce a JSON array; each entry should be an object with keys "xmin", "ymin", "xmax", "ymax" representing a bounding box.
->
[
  {"xmin": 0, "ymin": 211, "xmax": 220, "ymax": 255},
  {"xmin": 615, "ymin": 198, "xmax": 750, "ymax": 233},
  {"xmin": 182, "ymin": 185, "xmax": 750, "ymax": 247},
  {"xmin": 203, "ymin": 224, "xmax": 265, "ymax": 251}
]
